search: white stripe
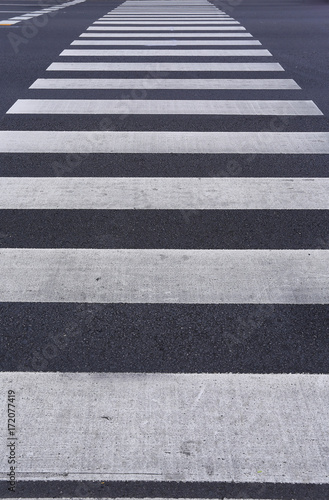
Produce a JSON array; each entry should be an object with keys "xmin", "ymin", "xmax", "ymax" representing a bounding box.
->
[
  {"xmin": 112, "ymin": 11, "xmax": 223, "ymax": 13},
  {"xmin": 79, "ymin": 32, "xmax": 253, "ymax": 37},
  {"xmin": 102, "ymin": 15, "xmax": 232, "ymax": 17},
  {"xmin": 71, "ymin": 39, "xmax": 262, "ymax": 45},
  {"xmin": 114, "ymin": 7, "xmax": 223, "ymax": 8},
  {"xmin": 110, "ymin": 11, "xmax": 221, "ymax": 13},
  {"xmin": 2, "ymin": 177, "xmax": 328, "ymax": 210},
  {"xmin": 2, "ymin": 131, "xmax": 327, "ymax": 154},
  {"xmin": 0, "ymin": 249, "xmax": 328, "ymax": 303},
  {"xmin": 60, "ymin": 49, "xmax": 270, "ymax": 56},
  {"xmin": 93, "ymin": 20, "xmax": 240, "ymax": 24},
  {"xmin": 5, "ymin": 16, "xmax": 30, "ymax": 19},
  {"xmin": 0, "ymin": 373, "xmax": 328, "ymax": 481},
  {"xmin": 47, "ymin": 62, "xmax": 284, "ymax": 71},
  {"xmin": 114, "ymin": 7, "xmax": 220, "ymax": 9},
  {"xmin": 8, "ymin": 99, "xmax": 321, "ymax": 116},
  {"xmin": 0, "ymin": 0, "xmax": 86, "ymax": 24},
  {"xmin": 87, "ymin": 26, "xmax": 247, "ymax": 30},
  {"xmin": 102, "ymin": 16, "xmax": 233, "ymax": 18},
  {"xmin": 30, "ymin": 78, "xmax": 300, "ymax": 90}
]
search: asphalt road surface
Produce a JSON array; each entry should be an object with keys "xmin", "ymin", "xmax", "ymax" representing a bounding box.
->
[{"xmin": 0, "ymin": 0, "xmax": 329, "ymax": 498}]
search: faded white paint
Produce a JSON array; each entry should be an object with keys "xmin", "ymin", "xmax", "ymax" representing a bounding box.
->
[
  {"xmin": 0, "ymin": 177, "xmax": 328, "ymax": 210},
  {"xmin": 0, "ymin": 373, "xmax": 328, "ymax": 482},
  {"xmin": 60, "ymin": 48, "xmax": 268, "ymax": 56},
  {"xmin": 30, "ymin": 78, "xmax": 300, "ymax": 90},
  {"xmin": 7, "ymin": 99, "xmax": 320, "ymax": 115},
  {"xmin": 0, "ymin": 131, "xmax": 327, "ymax": 153},
  {"xmin": 0, "ymin": 249, "xmax": 328, "ymax": 303}
]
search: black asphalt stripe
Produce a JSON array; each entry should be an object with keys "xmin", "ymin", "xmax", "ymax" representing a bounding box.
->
[
  {"xmin": 1, "ymin": 304, "xmax": 328, "ymax": 374},
  {"xmin": 0, "ymin": 479, "xmax": 328, "ymax": 499},
  {"xmin": 25, "ymin": 89, "xmax": 309, "ymax": 101},
  {"xmin": 0, "ymin": 153, "xmax": 328, "ymax": 177},
  {"xmin": 0, "ymin": 210, "xmax": 328, "ymax": 249},
  {"xmin": 1, "ymin": 115, "xmax": 326, "ymax": 132}
]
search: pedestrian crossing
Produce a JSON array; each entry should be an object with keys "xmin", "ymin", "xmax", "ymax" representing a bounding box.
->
[{"xmin": 0, "ymin": 0, "xmax": 329, "ymax": 497}]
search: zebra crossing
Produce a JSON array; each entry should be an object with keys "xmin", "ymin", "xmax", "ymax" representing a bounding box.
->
[{"xmin": 1, "ymin": 0, "xmax": 329, "ymax": 498}]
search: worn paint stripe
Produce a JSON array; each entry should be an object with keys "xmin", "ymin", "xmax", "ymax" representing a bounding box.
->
[
  {"xmin": 30, "ymin": 78, "xmax": 300, "ymax": 90},
  {"xmin": 0, "ymin": 249, "xmax": 328, "ymax": 303},
  {"xmin": 7, "ymin": 99, "xmax": 320, "ymax": 116},
  {"xmin": 0, "ymin": 131, "xmax": 326, "ymax": 154},
  {"xmin": 59, "ymin": 48, "xmax": 270, "ymax": 56},
  {"xmin": 1, "ymin": 177, "xmax": 328, "ymax": 209},
  {"xmin": 47, "ymin": 62, "xmax": 283, "ymax": 71}
]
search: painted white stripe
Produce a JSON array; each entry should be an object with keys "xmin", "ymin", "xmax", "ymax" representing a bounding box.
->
[
  {"xmin": 102, "ymin": 16, "xmax": 233, "ymax": 18},
  {"xmin": 93, "ymin": 21, "xmax": 240, "ymax": 24},
  {"xmin": 3, "ymin": 131, "xmax": 327, "ymax": 154},
  {"xmin": 103, "ymin": 19, "xmax": 232, "ymax": 21},
  {"xmin": 114, "ymin": 7, "xmax": 220, "ymax": 8},
  {"xmin": 0, "ymin": 249, "xmax": 328, "ymax": 303},
  {"xmin": 5, "ymin": 16, "xmax": 30, "ymax": 19},
  {"xmin": 100, "ymin": 18, "xmax": 235, "ymax": 21},
  {"xmin": 0, "ymin": 0, "xmax": 86, "ymax": 25},
  {"xmin": 8, "ymin": 99, "xmax": 321, "ymax": 116},
  {"xmin": 2, "ymin": 177, "xmax": 328, "ymax": 210},
  {"xmin": 60, "ymin": 48, "xmax": 271, "ymax": 57},
  {"xmin": 47, "ymin": 62, "xmax": 284, "ymax": 71},
  {"xmin": 115, "ymin": 7, "xmax": 220, "ymax": 8},
  {"xmin": 79, "ymin": 32, "xmax": 253, "ymax": 37},
  {"xmin": 87, "ymin": 26, "xmax": 247, "ymax": 31},
  {"xmin": 0, "ymin": 373, "xmax": 329, "ymax": 481},
  {"xmin": 31, "ymin": 78, "xmax": 300, "ymax": 90},
  {"xmin": 71, "ymin": 39, "xmax": 262, "ymax": 45},
  {"xmin": 103, "ymin": 15, "xmax": 232, "ymax": 17},
  {"xmin": 113, "ymin": 11, "xmax": 222, "ymax": 13},
  {"xmin": 112, "ymin": 11, "xmax": 221, "ymax": 13}
]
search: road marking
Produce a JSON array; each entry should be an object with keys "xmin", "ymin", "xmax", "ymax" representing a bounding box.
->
[
  {"xmin": 71, "ymin": 39, "xmax": 262, "ymax": 45},
  {"xmin": 8, "ymin": 99, "xmax": 321, "ymax": 116},
  {"xmin": 102, "ymin": 16, "xmax": 233, "ymax": 18},
  {"xmin": 100, "ymin": 15, "xmax": 235, "ymax": 17},
  {"xmin": 0, "ymin": 249, "xmax": 328, "ymax": 303},
  {"xmin": 30, "ymin": 78, "xmax": 300, "ymax": 90},
  {"xmin": 0, "ymin": 372, "xmax": 328, "ymax": 480},
  {"xmin": 93, "ymin": 20, "xmax": 241, "ymax": 24},
  {"xmin": 47, "ymin": 62, "xmax": 283, "ymax": 71},
  {"xmin": 0, "ymin": 0, "xmax": 86, "ymax": 25},
  {"xmin": 79, "ymin": 32, "xmax": 253, "ymax": 37},
  {"xmin": 60, "ymin": 48, "xmax": 271, "ymax": 56},
  {"xmin": 1, "ymin": 178, "xmax": 328, "ymax": 210},
  {"xmin": 2, "ymin": 131, "xmax": 327, "ymax": 153},
  {"xmin": 87, "ymin": 26, "xmax": 247, "ymax": 31}
]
